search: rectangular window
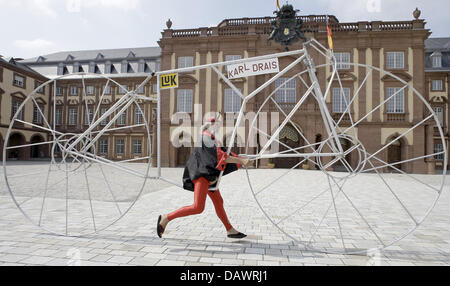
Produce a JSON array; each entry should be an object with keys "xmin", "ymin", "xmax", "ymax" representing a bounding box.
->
[
  {"xmin": 35, "ymin": 81, "xmax": 45, "ymax": 94},
  {"xmin": 13, "ymin": 74, "xmax": 25, "ymax": 88},
  {"xmin": 133, "ymin": 139, "xmax": 142, "ymax": 155},
  {"xmin": 134, "ymin": 107, "xmax": 143, "ymax": 124},
  {"xmin": 68, "ymin": 108, "xmax": 78, "ymax": 126},
  {"xmin": 224, "ymin": 89, "xmax": 242, "ymax": 113},
  {"xmin": 177, "ymin": 89, "xmax": 193, "ymax": 113},
  {"xmin": 117, "ymin": 111, "xmax": 127, "ymax": 126},
  {"xmin": 433, "ymin": 106, "xmax": 444, "ymax": 127},
  {"xmin": 70, "ymin": 86, "xmax": 78, "ymax": 96},
  {"xmin": 153, "ymin": 84, "xmax": 158, "ymax": 93},
  {"xmin": 100, "ymin": 107, "xmax": 109, "ymax": 125},
  {"xmin": 33, "ymin": 106, "xmax": 43, "ymax": 124},
  {"xmin": 84, "ymin": 108, "xmax": 93, "ymax": 125},
  {"xmin": 12, "ymin": 100, "xmax": 23, "ymax": 120},
  {"xmin": 56, "ymin": 87, "xmax": 64, "ymax": 96},
  {"xmin": 386, "ymin": 52, "xmax": 405, "ymax": 69},
  {"xmin": 334, "ymin": 52, "xmax": 351, "ymax": 70},
  {"xmin": 432, "ymin": 80, "xmax": 443, "ymax": 91},
  {"xmin": 118, "ymin": 85, "xmax": 127, "ymax": 94},
  {"xmin": 87, "ymin": 86, "xmax": 94, "ymax": 95},
  {"xmin": 332, "ymin": 88, "xmax": 351, "ymax": 113},
  {"xmin": 225, "ymin": 55, "xmax": 242, "ymax": 62},
  {"xmin": 136, "ymin": 85, "xmax": 145, "ymax": 94},
  {"xmin": 99, "ymin": 139, "xmax": 108, "ymax": 155},
  {"xmin": 275, "ymin": 78, "xmax": 296, "ymax": 103},
  {"xmin": 386, "ymin": 87, "xmax": 405, "ymax": 114},
  {"xmin": 434, "ymin": 143, "xmax": 444, "ymax": 161},
  {"xmin": 116, "ymin": 139, "xmax": 125, "ymax": 155},
  {"xmin": 103, "ymin": 85, "xmax": 111, "ymax": 94},
  {"xmin": 432, "ymin": 56, "xmax": 442, "ymax": 68},
  {"xmin": 178, "ymin": 56, "xmax": 194, "ymax": 69},
  {"xmin": 55, "ymin": 109, "xmax": 62, "ymax": 126}
]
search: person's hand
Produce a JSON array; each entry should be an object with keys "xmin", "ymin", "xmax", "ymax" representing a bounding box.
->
[{"xmin": 240, "ymin": 157, "xmax": 252, "ymax": 168}]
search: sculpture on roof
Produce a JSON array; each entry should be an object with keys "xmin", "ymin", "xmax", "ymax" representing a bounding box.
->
[{"xmin": 268, "ymin": 4, "xmax": 306, "ymax": 50}]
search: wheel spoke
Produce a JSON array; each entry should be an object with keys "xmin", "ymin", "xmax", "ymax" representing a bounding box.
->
[
  {"xmin": 335, "ymin": 70, "xmax": 372, "ymax": 127},
  {"xmin": 342, "ymin": 84, "xmax": 408, "ymax": 134},
  {"xmin": 277, "ymin": 176, "xmax": 345, "ymax": 226},
  {"xmin": 329, "ymin": 176, "xmax": 386, "ymax": 247},
  {"xmin": 83, "ymin": 162, "xmax": 97, "ymax": 232},
  {"xmin": 362, "ymin": 152, "xmax": 445, "ymax": 173},
  {"xmin": 327, "ymin": 176, "xmax": 346, "ymax": 251},
  {"xmin": 366, "ymin": 114, "xmax": 434, "ymax": 162},
  {"xmin": 363, "ymin": 150, "xmax": 440, "ymax": 193},
  {"xmin": 99, "ymin": 164, "xmax": 122, "ymax": 216},
  {"xmin": 367, "ymin": 159, "xmax": 419, "ymax": 225},
  {"xmin": 306, "ymin": 178, "xmax": 347, "ymax": 246},
  {"xmin": 38, "ymin": 164, "xmax": 53, "ymax": 226}
]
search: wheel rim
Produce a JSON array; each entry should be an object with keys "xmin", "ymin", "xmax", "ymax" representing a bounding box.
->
[
  {"xmin": 244, "ymin": 53, "xmax": 447, "ymax": 254},
  {"xmin": 3, "ymin": 73, "xmax": 153, "ymax": 236}
]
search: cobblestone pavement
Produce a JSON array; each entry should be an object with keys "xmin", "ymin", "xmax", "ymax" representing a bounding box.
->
[{"xmin": 0, "ymin": 164, "xmax": 449, "ymax": 266}]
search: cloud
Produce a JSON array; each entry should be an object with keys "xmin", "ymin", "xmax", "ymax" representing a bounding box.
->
[{"xmin": 13, "ymin": 38, "xmax": 58, "ymax": 55}]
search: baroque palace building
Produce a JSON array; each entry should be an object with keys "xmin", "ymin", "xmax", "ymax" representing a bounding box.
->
[
  {"xmin": 1, "ymin": 9, "xmax": 449, "ymax": 174},
  {"xmin": 2, "ymin": 47, "xmax": 161, "ymax": 162},
  {"xmin": 158, "ymin": 11, "xmax": 449, "ymax": 173}
]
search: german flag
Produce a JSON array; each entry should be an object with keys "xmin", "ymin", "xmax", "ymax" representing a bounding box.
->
[
  {"xmin": 326, "ymin": 16, "xmax": 334, "ymax": 51},
  {"xmin": 277, "ymin": 0, "xmax": 281, "ymax": 9}
]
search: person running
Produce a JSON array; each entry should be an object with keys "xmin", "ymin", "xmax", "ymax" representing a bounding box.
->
[{"xmin": 157, "ymin": 115, "xmax": 250, "ymax": 239}]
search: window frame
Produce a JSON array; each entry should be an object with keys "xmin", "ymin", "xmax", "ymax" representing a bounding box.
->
[
  {"xmin": 68, "ymin": 108, "xmax": 78, "ymax": 126},
  {"xmin": 178, "ymin": 56, "xmax": 194, "ymax": 69},
  {"xmin": 386, "ymin": 51, "xmax": 405, "ymax": 70},
  {"xmin": 115, "ymin": 138, "xmax": 125, "ymax": 155},
  {"xmin": 386, "ymin": 87, "xmax": 405, "ymax": 114},
  {"xmin": 13, "ymin": 73, "xmax": 26, "ymax": 89},
  {"xmin": 332, "ymin": 87, "xmax": 351, "ymax": 113},
  {"xmin": 275, "ymin": 77, "xmax": 297, "ymax": 104},
  {"xmin": 224, "ymin": 88, "xmax": 242, "ymax": 113},
  {"xmin": 177, "ymin": 89, "xmax": 194, "ymax": 113}
]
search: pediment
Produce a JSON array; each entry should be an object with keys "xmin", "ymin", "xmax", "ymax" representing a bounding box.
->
[
  {"xmin": 67, "ymin": 99, "xmax": 79, "ymax": 105},
  {"xmin": 11, "ymin": 91, "xmax": 27, "ymax": 100},
  {"xmin": 381, "ymin": 71, "xmax": 412, "ymax": 83},
  {"xmin": 430, "ymin": 95, "xmax": 447, "ymax": 103},
  {"xmin": 55, "ymin": 99, "xmax": 64, "ymax": 106},
  {"xmin": 101, "ymin": 98, "xmax": 112, "ymax": 105},
  {"xmin": 179, "ymin": 74, "xmax": 198, "ymax": 84},
  {"xmin": 35, "ymin": 97, "xmax": 47, "ymax": 105},
  {"xmin": 82, "ymin": 99, "xmax": 96, "ymax": 105},
  {"xmin": 328, "ymin": 71, "xmax": 357, "ymax": 82}
]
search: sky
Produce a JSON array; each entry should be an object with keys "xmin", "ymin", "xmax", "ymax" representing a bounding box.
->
[{"xmin": 0, "ymin": 0, "xmax": 449, "ymax": 59}]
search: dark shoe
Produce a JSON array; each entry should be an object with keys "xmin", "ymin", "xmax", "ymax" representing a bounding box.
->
[
  {"xmin": 157, "ymin": 215, "xmax": 165, "ymax": 238},
  {"xmin": 227, "ymin": 232, "xmax": 247, "ymax": 239}
]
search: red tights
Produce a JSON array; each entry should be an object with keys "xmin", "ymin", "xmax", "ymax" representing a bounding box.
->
[{"xmin": 167, "ymin": 177, "xmax": 233, "ymax": 231}]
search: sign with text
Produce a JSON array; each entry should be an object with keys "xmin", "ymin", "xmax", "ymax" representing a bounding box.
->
[
  {"xmin": 160, "ymin": 73, "xmax": 179, "ymax": 89},
  {"xmin": 227, "ymin": 58, "xmax": 280, "ymax": 80}
]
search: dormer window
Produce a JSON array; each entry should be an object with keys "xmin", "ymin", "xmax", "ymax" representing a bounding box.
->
[
  {"xmin": 105, "ymin": 61, "xmax": 112, "ymax": 74},
  {"xmin": 57, "ymin": 63, "xmax": 65, "ymax": 75},
  {"xmin": 73, "ymin": 62, "xmax": 80, "ymax": 73},
  {"xmin": 96, "ymin": 53, "xmax": 104, "ymax": 60},
  {"xmin": 127, "ymin": 51, "xmax": 136, "ymax": 58},
  {"xmin": 138, "ymin": 60, "xmax": 146, "ymax": 73},
  {"xmin": 431, "ymin": 52, "xmax": 442, "ymax": 68},
  {"xmin": 121, "ymin": 60, "xmax": 129, "ymax": 73},
  {"xmin": 89, "ymin": 62, "xmax": 97, "ymax": 73}
]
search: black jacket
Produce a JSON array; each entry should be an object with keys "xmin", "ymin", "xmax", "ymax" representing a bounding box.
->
[{"xmin": 182, "ymin": 133, "xmax": 240, "ymax": 192}]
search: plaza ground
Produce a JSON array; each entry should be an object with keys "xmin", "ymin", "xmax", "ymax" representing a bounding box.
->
[{"xmin": 0, "ymin": 163, "xmax": 449, "ymax": 266}]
